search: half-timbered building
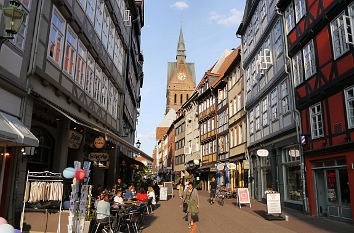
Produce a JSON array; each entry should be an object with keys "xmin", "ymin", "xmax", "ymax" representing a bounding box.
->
[{"xmin": 278, "ymin": 0, "xmax": 354, "ymax": 222}]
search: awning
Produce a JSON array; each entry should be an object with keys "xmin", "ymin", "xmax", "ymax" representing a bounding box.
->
[
  {"xmin": 40, "ymin": 98, "xmax": 152, "ymax": 161},
  {"xmin": 0, "ymin": 112, "xmax": 39, "ymax": 147}
]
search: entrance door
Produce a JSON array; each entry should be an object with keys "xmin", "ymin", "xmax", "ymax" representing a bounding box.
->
[
  {"xmin": 338, "ymin": 168, "xmax": 352, "ymax": 220},
  {"xmin": 315, "ymin": 170, "xmax": 327, "ymax": 216}
]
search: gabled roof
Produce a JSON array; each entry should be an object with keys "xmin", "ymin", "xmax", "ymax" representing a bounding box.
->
[
  {"xmin": 158, "ymin": 109, "xmax": 176, "ymax": 127},
  {"xmin": 210, "ymin": 49, "xmax": 231, "ymax": 74},
  {"xmin": 236, "ymin": 0, "xmax": 259, "ymax": 35}
]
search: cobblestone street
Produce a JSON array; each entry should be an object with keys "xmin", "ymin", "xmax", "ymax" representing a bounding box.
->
[{"xmin": 142, "ymin": 191, "xmax": 354, "ymax": 233}]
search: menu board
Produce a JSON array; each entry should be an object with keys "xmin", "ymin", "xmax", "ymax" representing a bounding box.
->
[
  {"xmin": 164, "ymin": 182, "xmax": 173, "ymax": 197},
  {"xmin": 160, "ymin": 187, "xmax": 168, "ymax": 201},
  {"xmin": 266, "ymin": 193, "xmax": 281, "ymax": 214}
]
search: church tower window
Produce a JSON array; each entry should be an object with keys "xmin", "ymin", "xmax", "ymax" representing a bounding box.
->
[
  {"xmin": 181, "ymin": 94, "xmax": 183, "ymax": 104},
  {"xmin": 174, "ymin": 94, "xmax": 177, "ymax": 104}
]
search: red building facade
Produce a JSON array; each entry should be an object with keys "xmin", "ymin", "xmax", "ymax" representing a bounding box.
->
[{"xmin": 278, "ymin": 0, "xmax": 354, "ymax": 222}]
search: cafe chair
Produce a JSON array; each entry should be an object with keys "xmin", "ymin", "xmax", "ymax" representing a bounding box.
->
[{"xmin": 93, "ymin": 213, "xmax": 114, "ymax": 233}]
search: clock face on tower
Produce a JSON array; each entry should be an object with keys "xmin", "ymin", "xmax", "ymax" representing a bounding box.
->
[{"xmin": 177, "ymin": 72, "xmax": 186, "ymax": 80}]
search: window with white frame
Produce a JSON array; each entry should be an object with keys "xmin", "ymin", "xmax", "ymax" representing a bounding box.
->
[
  {"xmin": 274, "ymin": 20, "xmax": 283, "ymax": 57},
  {"xmin": 285, "ymin": 3, "xmax": 295, "ymax": 34},
  {"xmin": 85, "ymin": 54, "xmax": 95, "ymax": 97},
  {"xmin": 76, "ymin": 41, "xmax": 87, "ymax": 89},
  {"xmin": 237, "ymin": 66, "xmax": 241, "ymax": 81},
  {"xmin": 94, "ymin": 0, "xmax": 103, "ymax": 37},
  {"xmin": 256, "ymin": 105, "xmax": 261, "ymax": 130},
  {"xmin": 108, "ymin": 22, "xmax": 115, "ymax": 58},
  {"xmin": 303, "ymin": 40, "xmax": 316, "ymax": 79},
  {"xmin": 264, "ymin": 36, "xmax": 273, "ymax": 68},
  {"xmin": 86, "ymin": 0, "xmax": 96, "ymax": 23},
  {"xmin": 254, "ymin": 7, "xmax": 259, "ymax": 33},
  {"xmin": 118, "ymin": 39, "xmax": 125, "ymax": 74},
  {"xmin": 237, "ymin": 94, "xmax": 242, "ymax": 112},
  {"xmin": 63, "ymin": 26, "xmax": 77, "ymax": 79},
  {"xmin": 239, "ymin": 125, "xmax": 243, "ymax": 144},
  {"xmin": 230, "ymin": 129, "xmax": 234, "ymax": 148},
  {"xmin": 246, "ymin": 67, "xmax": 251, "ymax": 92},
  {"xmin": 48, "ymin": 7, "xmax": 66, "ymax": 67},
  {"xmin": 262, "ymin": 97, "xmax": 268, "ymax": 126},
  {"xmin": 232, "ymin": 71, "xmax": 236, "ymax": 86},
  {"xmin": 331, "ymin": 12, "xmax": 350, "ymax": 60},
  {"xmin": 252, "ymin": 59, "xmax": 257, "ymax": 86},
  {"xmin": 281, "ymin": 80, "xmax": 290, "ymax": 113},
  {"xmin": 101, "ymin": 7, "xmax": 110, "ymax": 48},
  {"xmin": 230, "ymin": 101, "xmax": 234, "ymax": 116},
  {"xmin": 112, "ymin": 88, "xmax": 119, "ymax": 119},
  {"xmin": 212, "ymin": 117, "xmax": 215, "ymax": 130},
  {"xmin": 294, "ymin": 0, "xmax": 306, "ymax": 23},
  {"xmin": 101, "ymin": 74, "xmax": 108, "ymax": 108},
  {"xmin": 345, "ymin": 86, "xmax": 354, "ymax": 129},
  {"xmin": 11, "ymin": 1, "xmax": 30, "ymax": 50},
  {"xmin": 94, "ymin": 64, "xmax": 102, "ymax": 102},
  {"xmin": 250, "ymin": 110, "xmax": 254, "ymax": 134},
  {"xmin": 233, "ymin": 98, "xmax": 237, "ymax": 114},
  {"xmin": 292, "ymin": 51, "xmax": 303, "ymax": 87},
  {"xmin": 310, "ymin": 102, "xmax": 324, "ymax": 139},
  {"xmin": 107, "ymin": 80, "xmax": 113, "ymax": 115},
  {"xmin": 271, "ymin": 88, "xmax": 278, "ymax": 120},
  {"xmin": 346, "ymin": 3, "xmax": 354, "ymax": 44}
]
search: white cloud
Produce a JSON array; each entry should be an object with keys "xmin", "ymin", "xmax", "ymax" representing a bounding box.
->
[
  {"xmin": 209, "ymin": 8, "xmax": 243, "ymax": 26},
  {"xmin": 137, "ymin": 131, "xmax": 155, "ymax": 141},
  {"xmin": 170, "ymin": 1, "xmax": 189, "ymax": 10}
]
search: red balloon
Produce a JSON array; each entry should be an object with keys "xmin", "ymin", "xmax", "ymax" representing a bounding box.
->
[{"xmin": 75, "ymin": 169, "xmax": 86, "ymax": 181}]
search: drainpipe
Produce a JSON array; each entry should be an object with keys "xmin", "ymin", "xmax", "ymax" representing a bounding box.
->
[{"xmin": 276, "ymin": 7, "xmax": 309, "ymax": 214}]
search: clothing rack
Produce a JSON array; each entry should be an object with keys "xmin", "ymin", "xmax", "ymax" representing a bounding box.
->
[{"xmin": 20, "ymin": 171, "xmax": 64, "ymax": 233}]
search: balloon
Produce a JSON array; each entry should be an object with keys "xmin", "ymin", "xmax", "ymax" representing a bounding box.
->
[
  {"xmin": 0, "ymin": 217, "xmax": 7, "ymax": 225},
  {"xmin": 75, "ymin": 169, "xmax": 86, "ymax": 181},
  {"xmin": 63, "ymin": 167, "xmax": 76, "ymax": 179},
  {"xmin": 15, "ymin": 230, "xmax": 22, "ymax": 233},
  {"xmin": 0, "ymin": 224, "xmax": 15, "ymax": 233}
]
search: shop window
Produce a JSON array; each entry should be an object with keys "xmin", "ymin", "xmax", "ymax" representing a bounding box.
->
[
  {"xmin": 94, "ymin": 0, "xmax": 103, "ymax": 38},
  {"xmin": 294, "ymin": 0, "xmax": 306, "ymax": 23},
  {"xmin": 331, "ymin": 12, "xmax": 350, "ymax": 60},
  {"xmin": 310, "ymin": 102, "xmax": 324, "ymax": 139},
  {"xmin": 303, "ymin": 40, "xmax": 316, "ymax": 79},
  {"xmin": 344, "ymin": 85, "xmax": 354, "ymax": 128},
  {"xmin": 48, "ymin": 6, "xmax": 66, "ymax": 67},
  {"xmin": 63, "ymin": 26, "xmax": 77, "ymax": 79},
  {"xmin": 292, "ymin": 51, "xmax": 303, "ymax": 87}
]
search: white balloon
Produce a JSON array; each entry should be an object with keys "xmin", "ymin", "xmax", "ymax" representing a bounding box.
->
[{"xmin": 0, "ymin": 224, "xmax": 15, "ymax": 233}]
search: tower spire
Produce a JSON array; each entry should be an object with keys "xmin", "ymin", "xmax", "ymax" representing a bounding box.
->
[{"xmin": 176, "ymin": 25, "xmax": 186, "ymax": 62}]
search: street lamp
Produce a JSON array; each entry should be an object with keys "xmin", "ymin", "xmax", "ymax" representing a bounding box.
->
[
  {"xmin": 136, "ymin": 140, "xmax": 141, "ymax": 149},
  {"xmin": 1, "ymin": 0, "xmax": 25, "ymax": 47}
]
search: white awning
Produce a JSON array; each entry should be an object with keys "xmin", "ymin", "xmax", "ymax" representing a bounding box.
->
[{"xmin": 0, "ymin": 112, "xmax": 39, "ymax": 147}]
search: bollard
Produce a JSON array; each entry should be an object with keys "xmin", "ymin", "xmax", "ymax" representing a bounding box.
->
[{"xmin": 285, "ymin": 215, "xmax": 289, "ymax": 221}]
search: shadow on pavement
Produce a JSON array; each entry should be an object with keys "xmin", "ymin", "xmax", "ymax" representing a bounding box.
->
[{"xmin": 141, "ymin": 215, "xmax": 158, "ymax": 230}]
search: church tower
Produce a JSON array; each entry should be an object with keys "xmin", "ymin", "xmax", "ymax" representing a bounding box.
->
[{"xmin": 165, "ymin": 26, "xmax": 196, "ymax": 115}]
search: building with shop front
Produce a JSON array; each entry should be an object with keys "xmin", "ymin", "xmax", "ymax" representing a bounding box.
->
[
  {"xmin": 237, "ymin": 0, "xmax": 302, "ymax": 210},
  {"xmin": 277, "ymin": 0, "xmax": 354, "ymax": 222},
  {"xmin": 226, "ymin": 47, "xmax": 247, "ymax": 191},
  {"xmin": 174, "ymin": 109, "xmax": 186, "ymax": 174},
  {"xmin": 0, "ymin": 0, "xmax": 40, "ymax": 224},
  {"xmin": 182, "ymin": 91, "xmax": 201, "ymax": 176},
  {"xmin": 0, "ymin": 0, "xmax": 149, "ymax": 228}
]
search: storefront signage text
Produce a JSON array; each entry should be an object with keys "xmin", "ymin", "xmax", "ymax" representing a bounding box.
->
[
  {"xmin": 257, "ymin": 149, "xmax": 269, "ymax": 157},
  {"xmin": 94, "ymin": 136, "xmax": 105, "ymax": 149},
  {"xmin": 68, "ymin": 130, "xmax": 83, "ymax": 149},
  {"xmin": 88, "ymin": 152, "xmax": 109, "ymax": 161}
]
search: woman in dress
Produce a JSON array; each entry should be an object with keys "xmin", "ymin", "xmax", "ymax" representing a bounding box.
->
[{"xmin": 181, "ymin": 182, "xmax": 199, "ymax": 229}]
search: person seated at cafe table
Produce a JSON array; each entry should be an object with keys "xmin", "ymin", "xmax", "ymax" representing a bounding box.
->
[
  {"xmin": 113, "ymin": 191, "xmax": 124, "ymax": 207},
  {"xmin": 137, "ymin": 188, "xmax": 149, "ymax": 202},
  {"xmin": 125, "ymin": 185, "xmax": 136, "ymax": 200},
  {"xmin": 96, "ymin": 194, "xmax": 111, "ymax": 220},
  {"xmin": 116, "ymin": 178, "xmax": 126, "ymax": 191}
]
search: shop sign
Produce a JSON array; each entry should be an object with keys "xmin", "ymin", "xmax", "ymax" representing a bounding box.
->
[
  {"xmin": 88, "ymin": 152, "xmax": 109, "ymax": 162},
  {"xmin": 237, "ymin": 188, "xmax": 251, "ymax": 208},
  {"xmin": 94, "ymin": 136, "xmax": 105, "ymax": 149},
  {"xmin": 257, "ymin": 149, "xmax": 269, "ymax": 157},
  {"xmin": 210, "ymin": 167, "xmax": 217, "ymax": 172},
  {"xmin": 243, "ymin": 160, "xmax": 250, "ymax": 169},
  {"xmin": 68, "ymin": 130, "xmax": 83, "ymax": 149},
  {"xmin": 266, "ymin": 192, "xmax": 282, "ymax": 214},
  {"xmin": 217, "ymin": 164, "xmax": 225, "ymax": 171},
  {"xmin": 289, "ymin": 149, "xmax": 300, "ymax": 157},
  {"xmin": 227, "ymin": 163, "xmax": 237, "ymax": 170}
]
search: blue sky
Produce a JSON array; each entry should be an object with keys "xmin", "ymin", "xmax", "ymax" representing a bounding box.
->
[{"xmin": 136, "ymin": 0, "xmax": 246, "ymax": 156}]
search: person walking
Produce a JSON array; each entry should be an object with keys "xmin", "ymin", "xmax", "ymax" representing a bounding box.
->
[
  {"xmin": 181, "ymin": 182, "xmax": 199, "ymax": 229},
  {"xmin": 177, "ymin": 180, "xmax": 184, "ymax": 199},
  {"xmin": 209, "ymin": 177, "xmax": 217, "ymax": 205}
]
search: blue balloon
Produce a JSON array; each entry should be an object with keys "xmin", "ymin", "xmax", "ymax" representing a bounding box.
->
[
  {"xmin": 15, "ymin": 229, "xmax": 22, "ymax": 233},
  {"xmin": 63, "ymin": 167, "xmax": 76, "ymax": 179}
]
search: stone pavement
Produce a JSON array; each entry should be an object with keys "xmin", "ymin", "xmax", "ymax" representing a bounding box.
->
[{"xmin": 141, "ymin": 191, "xmax": 354, "ymax": 233}]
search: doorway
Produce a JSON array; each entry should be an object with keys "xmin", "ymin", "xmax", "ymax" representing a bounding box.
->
[{"xmin": 313, "ymin": 158, "xmax": 352, "ymax": 221}]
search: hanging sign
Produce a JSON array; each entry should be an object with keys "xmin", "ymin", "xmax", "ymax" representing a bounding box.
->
[
  {"xmin": 266, "ymin": 192, "xmax": 282, "ymax": 214},
  {"xmin": 227, "ymin": 163, "xmax": 237, "ymax": 170},
  {"xmin": 217, "ymin": 164, "xmax": 225, "ymax": 171},
  {"xmin": 237, "ymin": 188, "xmax": 251, "ymax": 208},
  {"xmin": 289, "ymin": 149, "xmax": 300, "ymax": 157},
  {"xmin": 94, "ymin": 136, "xmax": 105, "ymax": 149},
  {"xmin": 243, "ymin": 160, "xmax": 250, "ymax": 169},
  {"xmin": 68, "ymin": 130, "xmax": 83, "ymax": 149},
  {"xmin": 257, "ymin": 149, "xmax": 269, "ymax": 157},
  {"xmin": 88, "ymin": 152, "xmax": 109, "ymax": 161}
]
